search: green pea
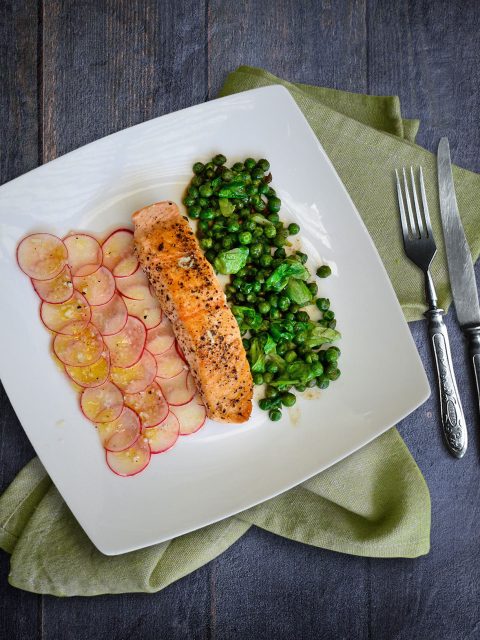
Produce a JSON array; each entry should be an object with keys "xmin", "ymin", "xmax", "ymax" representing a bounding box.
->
[
  {"xmin": 278, "ymin": 295, "xmax": 290, "ymax": 311},
  {"xmin": 315, "ymin": 297, "xmax": 330, "ymax": 312},
  {"xmin": 277, "ymin": 343, "xmax": 287, "ymax": 356},
  {"xmin": 268, "ymin": 213, "xmax": 280, "ymax": 224},
  {"xmin": 295, "ymin": 251, "xmax": 308, "ymax": 265},
  {"xmin": 188, "ymin": 186, "xmax": 199, "ymax": 198},
  {"xmin": 183, "ymin": 195, "xmax": 196, "ymax": 207},
  {"xmin": 296, "ymin": 311, "xmax": 310, "ymax": 322},
  {"xmin": 295, "ymin": 384, "xmax": 306, "ymax": 392},
  {"xmin": 307, "ymin": 282, "xmax": 318, "ymax": 297},
  {"xmin": 293, "ymin": 332, "xmax": 307, "ymax": 345},
  {"xmin": 268, "ymin": 294, "xmax": 278, "ymax": 307},
  {"xmin": 258, "ymin": 182, "xmax": 270, "ymax": 195},
  {"xmin": 237, "ymin": 231, "xmax": 251, "ymax": 245},
  {"xmin": 259, "ymin": 319, "xmax": 270, "ymax": 331},
  {"xmin": 255, "ymin": 159, "xmax": 269, "ymax": 172},
  {"xmin": 269, "ymin": 408, "xmax": 282, "ymax": 421},
  {"xmin": 288, "ymin": 223, "xmax": 300, "ymax": 235},
  {"xmin": 323, "ymin": 310, "xmax": 335, "ymax": 321},
  {"xmin": 232, "ymin": 162, "xmax": 244, "ymax": 172},
  {"xmin": 263, "ymin": 372, "xmax": 273, "ymax": 384},
  {"xmin": 250, "ymin": 167, "xmax": 264, "ymax": 180},
  {"xmin": 244, "ymin": 158, "xmax": 256, "ymax": 170},
  {"xmin": 199, "ymin": 184, "xmax": 213, "ymax": 198},
  {"xmin": 285, "ymin": 312, "xmax": 295, "ymax": 322},
  {"xmin": 227, "ymin": 221, "xmax": 240, "ymax": 233},
  {"xmin": 211, "ymin": 176, "xmax": 223, "ymax": 191},
  {"xmin": 246, "ymin": 184, "xmax": 258, "ymax": 196},
  {"xmin": 265, "ymin": 386, "xmax": 278, "ymax": 398},
  {"xmin": 205, "ymin": 250, "xmax": 216, "ymax": 263},
  {"xmin": 264, "ymin": 225, "xmax": 277, "ymax": 239},
  {"xmin": 324, "ymin": 348, "xmax": 339, "ymax": 364},
  {"xmin": 268, "ymin": 196, "xmax": 281, "ymax": 213},
  {"xmin": 316, "ymin": 265, "xmax": 332, "ymax": 278},
  {"xmin": 258, "ymin": 301, "xmax": 270, "ymax": 315},
  {"xmin": 328, "ymin": 319, "xmax": 337, "ymax": 329},
  {"xmin": 253, "ymin": 372, "xmax": 264, "ymax": 385},
  {"xmin": 326, "ymin": 366, "xmax": 341, "ymax": 381},
  {"xmin": 193, "ymin": 162, "xmax": 205, "ymax": 175},
  {"xmin": 213, "ymin": 154, "xmax": 226, "ymax": 165},
  {"xmin": 243, "ymin": 219, "xmax": 256, "ymax": 232},
  {"xmin": 191, "ymin": 175, "xmax": 203, "ymax": 187},
  {"xmin": 273, "ymin": 233, "xmax": 287, "ymax": 247},
  {"xmin": 198, "ymin": 220, "xmax": 210, "ymax": 233},
  {"xmin": 198, "ymin": 197, "xmax": 209, "ymax": 208},
  {"xmin": 252, "ymin": 281, "xmax": 262, "ymax": 293},
  {"xmin": 285, "ymin": 350, "xmax": 297, "ymax": 363},
  {"xmin": 316, "ymin": 375, "xmax": 329, "ymax": 389},
  {"xmin": 188, "ymin": 205, "xmax": 201, "ymax": 219},
  {"xmin": 250, "ymin": 243, "xmax": 263, "ymax": 259},
  {"xmin": 266, "ymin": 361, "xmax": 279, "ymax": 374},
  {"xmin": 204, "ymin": 161, "xmax": 214, "ymax": 172},
  {"xmin": 242, "ymin": 338, "xmax": 251, "ymax": 350},
  {"xmin": 270, "ymin": 308, "xmax": 281, "ymax": 320},
  {"xmin": 289, "ymin": 303, "xmax": 300, "ymax": 313},
  {"xmin": 221, "ymin": 168, "xmax": 234, "ymax": 182},
  {"xmin": 259, "ymin": 254, "xmax": 273, "ymax": 268},
  {"xmin": 200, "ymin": 237, "xmax": 213, "ymax": 250},
  {"xmin": 200, "ymin": 208, "xmax": 215, "ymax": 220}
]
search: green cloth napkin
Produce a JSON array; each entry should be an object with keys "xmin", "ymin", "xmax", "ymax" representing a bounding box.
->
[{"xmin": 2, "ymin": 66, "xmax": 480, "ymax": 596}]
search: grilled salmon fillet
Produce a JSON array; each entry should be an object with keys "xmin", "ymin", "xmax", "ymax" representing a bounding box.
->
[{"xmin": 132, "ymin": 201, "xmax": 253, "ymax": 423}]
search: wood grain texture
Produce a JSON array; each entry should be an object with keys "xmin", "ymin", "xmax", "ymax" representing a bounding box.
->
[{"xmin": 1, "ymin": 1, "xmax": 480, "ymax": 639}]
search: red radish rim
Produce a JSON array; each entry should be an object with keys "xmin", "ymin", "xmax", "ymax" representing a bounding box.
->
[
  {"xmin": 31, "ymin": 265, "xmax": 74, "ymax": 304},
  {"xmin": 105, "ymin": 441, "xmax": 151, "ymax": 477},
  {"xmin": 40, "ymin": 291, "xmax": 91, "ymax": 335},
  {"xmin": 179, "ymin": 415, "xmax": 206, "ymax": 436},
  {"xmin": 16, "ymin": 233, "xmax": 68, "ymax": 281},
  {"xmin": 175, "ymin": 341, "xmax": 187, "ymax": 362},
  {"xmin": 157, "ymin": 369, "xmax": 195, "ymax": 406},
  {"xmin": 101, "ymin": 227, "xmax": 133, "ymax": 247},
  {"xmin": 170, "ymin": 401, "xmax": 207, "ymax": 436}
]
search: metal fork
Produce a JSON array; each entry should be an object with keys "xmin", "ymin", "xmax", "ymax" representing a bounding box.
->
[{"xmin": 395, "ymin": 167, "xmax": 467, "ymax": 458}]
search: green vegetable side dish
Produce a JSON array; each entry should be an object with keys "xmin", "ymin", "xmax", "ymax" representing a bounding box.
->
[{"xmin": 184, "ymin": 154, "xmax": 341, "ymax": 421}]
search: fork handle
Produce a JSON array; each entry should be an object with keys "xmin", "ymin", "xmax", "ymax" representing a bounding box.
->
[
  {"xmin": 426, "ymin": 308, "xmax": 468, "ymax": 458},
  {"xmin": 464, "ymin": 326, "xmax": 480, "ymax": 417}
]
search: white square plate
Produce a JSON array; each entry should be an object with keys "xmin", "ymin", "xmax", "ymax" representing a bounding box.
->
[{"xmin": 0, "ymin": 86, "xmax": 429, "ymax": 555}]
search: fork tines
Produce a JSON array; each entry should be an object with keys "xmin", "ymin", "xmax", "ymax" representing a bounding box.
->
[{"xmin": 395, "ymin": 166, "xmax": 433, "ymax": 242}]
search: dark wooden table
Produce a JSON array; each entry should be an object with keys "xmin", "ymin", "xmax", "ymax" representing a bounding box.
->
[{"xmin": 2, "ymin": 1, "xmax": 480, "ymax": 638}]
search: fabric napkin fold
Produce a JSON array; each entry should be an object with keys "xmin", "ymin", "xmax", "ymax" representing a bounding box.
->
[{"xmin": 2, "ymin": 66, "xmax": 479, "ymax": 596}]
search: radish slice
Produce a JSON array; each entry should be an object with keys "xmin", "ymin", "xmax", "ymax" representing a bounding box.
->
[
  {"xmin": 145, "ymin": 412, "xmax": 180, "ymax": 453},
  {"xmin": 102, "ymin": 229, "xmax": 138, "ymax": 277},
  {"xmin": 65, "ymin": 355, "xmax": 110, "ymax": 388},
  {"xmin": 146, "ymin": 317, "xmax": 175, "ymax": 355},
  {"xmin": 171, "ymin": 396, "xmax": 207, "ymax": 435},
  {"xmin": 90, "ymin": 293, "xmax": 128, "ymax": 336},
  {"xmin": 175, "ymin": 341, "xmax": 187, "ymax": 362},
  {"xmin": 106, "ymin": 437, "xmax": 151, "ymax": 477},
  {"xmin": 110, "ymin": 349, "xmax": 157, "ymax": 394},
  {"xmin": 32, "ymin": 265, "xmax": 74, "ymax": 304},
  {"xmin": 186, "ymin": 372, "xmax": 198, "ymax": 397},
  {"xmin": 17, "ymin": 233, "xmax": 67, "ymax": 280},
  {"xmin": 158, "ymin": 369, "xmax": 195, "ymax": 406},
  {"xmin": 103, "ymin": 316, "xmax": 146, "ymax": 367},
  {"xmin": 64, "ymin": 234, "xmax": 102, "ymax": 276},
  {"xmin": 124, "ymin": 381, "xmax": 169, "ymax": 428},
  {"xmin": 41, "ymin": 290, "xmax": 91, "ymax": 334},
  {"xmin": 73, "ymin": 265, "xmax": 115, "ymax": 306},
  {"xmin": 96, "ymin": 407, "xmax": 141, "ymax": 452},
  {"xmin": 53, "ymin": 324, "xmax": 104, "ymax": 366},
  {"xmin": 155, "ymin": 342, "xmax": 186, "ymax": 379},
  {"xmin": 124, "ymin": 288, "xmax": 162, "ymax": 329},
  {"xmin": 81, "ymin": 381, "xmax": 124, "ymax": 422},
  {"xmin": 115, "ymin": 267, "xmax": 149, "ymax": 299}
]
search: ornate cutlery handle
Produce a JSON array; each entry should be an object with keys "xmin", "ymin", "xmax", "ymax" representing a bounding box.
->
[
  {"xmin": 465, "ymin": 326, "xmax": 480, "ymax": 417},
  {"xmin": 425, "ymin": 308, "xmax": 467, "ymax": 458}
]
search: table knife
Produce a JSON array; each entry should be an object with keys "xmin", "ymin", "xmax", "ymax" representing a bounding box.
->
[{"xmin": 437, "ymin": 137, "xmax": 480, "ymax": 418}]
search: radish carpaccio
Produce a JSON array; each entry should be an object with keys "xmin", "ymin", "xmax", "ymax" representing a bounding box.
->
[{"xmin": 17, "ymin": 229, "xmax": 207, "ymax": 477}]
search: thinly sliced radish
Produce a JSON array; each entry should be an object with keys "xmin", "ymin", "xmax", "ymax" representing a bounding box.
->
[
  {"xmin": 41, "ymin": 290, "xmax": 91, "ymax": 334},
  {"xmin": 186, "ymin": 372, "xmax": 198, "ymax": 397},
  {"xmin": 64, "ymin": 233, "xmax": 102, "ymax": 276},
  {"xmin": 73, "ymin": 265, "xmax": 115, "ymax": 306},
  {"xmin": 155, "ymin": 342, "xmax": 186, "ymax": 379},
  {"xmin": 158, "ymin": 369, "xmax": 195, "ymax": 406},
  {"xmin": 124, "ymin": 288, "xmax": 162, "ymax": 329},
  {"xmin": 110, "ymin": 349, "xmax": 157, "ymax": 394},
  {"xmin": 90, "ymin": 293, "xmax": 128, "ymax": 336},
  {"xmin": 17, "ymin": 233, "xmax": 67, "ymax": 280},
  {"xmin": 124, "ymin": 381, "xmax": 169, "ymax": 428},
  {"xmin": 146, "ymin": 317, "xmax": 175, "ymax": 355},
  {"xmin": 81, "ymin": 381, "xmax": 124, "ymax": 423},
  {"xmin": 106, "ymin": 437, "xmax": 151, "ymax": 477},
  {"xmin": 115, "ymin": 267, "xmax": 149, "ymax": 299},
  {"xmin": 53, "ymin": 324, "xmax": 104, "ymax": 366},
  {"xmin": 103, "ymin": 316, "xmax": 146, "ymax": 367},
  {"xmin": 32, "ymin": 265, "xmax": 73, "ymax": 304},
  {"xmin": 175, "ymin": 341, "xmax": 187, "ymax": 362},
  {"xmin": 102, "ymin": 229, "xmax": 138, "ymax": 277},
  {"xmin": 65, "ymin": 355, "xmax": 110, "ymax": 388},
  {"xmin": 145, "ymin": 412, "xmax": 180, "ymax": 453},
  {"xmin": 171, "ymin": 396, "xmax": 207, "ymax": 435},
  {"xmin": 96, "ymin": 407, "xmax": 141, "ymax": 452}
]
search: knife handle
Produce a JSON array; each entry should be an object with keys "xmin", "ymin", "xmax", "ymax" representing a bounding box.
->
[
  {"xmin": 464, "ymin": 326, "xmax": 480, "ymax": 416},
  {"xmin": 425, "ymin": 308, "xmax": 468, "ymax": 458}
]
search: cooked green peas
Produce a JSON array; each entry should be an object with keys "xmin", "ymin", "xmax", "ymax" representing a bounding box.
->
[
  {"xmin": 324, "ymin": 347, "xmax": 339, "ymax": 363},
  {"xmin": 188, "ymin": 205, "xmax": 201, "ymax": 219},
  {"xmin": 323, "ymin": 310, "xmax": 335, "ymax": 321},
  {"xmin": 213, "ymin": 154, "xmax": 226, "ymax": 165},
  {"xmin": 285, "ymin": 350, "xmax": 297, "ymax": 363},
  {"xmin": 281, "ymin": 392, "xmax": 296, "ymax": 407},
  {"xmin": 232, "ymin": 162, "xmax": 244, "ymax": 172},
  {"xmin": 200, "ymin": 238, "xmax": 213, "ymax": 250},
  {"xmin": 222, "ymin": 168, "xmax": 234, "ymax": 182},
  {"xmin": 257, "ymin": 159, "xmax": 270, "ymax": 172},
  {"xmin": 244, "ymin": 158, "xmax": 256, "ymax": 170},
  {"xmin": 251, "ymin": 167, "xmax": 264, "ymax": 180},
  {"xmin": 295, "ymin": 251, "xmax": 308, "ymax": 264},
  {"xmin": 307, "ymin": 282, "xmax": 318, "ymax": 297},
  {"xmin": 316, "ymin": 265, "xmax": 332, "ymax": 278},
  {"xmin": 326, "ymin": 366, "xmax": 341, "ymax": 381},
  {"xmin": 200, "ymin": 208, "xmax": 215, "ymax": 220},
  {"xmin": 295, "ymin": 384, "xmax": 306, "ymax": 392},
  {"xmin": 315, "ymin": 297, "xmax": 330, "ymax": 312},
  {"xmin": 317, "ymin": 375, "xmax": 330, "ymax": 389},
  {"xmin": 227, "ymin": 221, "xmax": 240, "ymax": 233},
  {"xmin": 183, "ymin": 195, "xmax": 196, "ymax": 207},
  {"xmin": 265, "ymin": 386, "xmax": 278, "ymax": 398},
  {"xmin": 193, "ymin": 162, "xmax": 205, "ymax": 174},
  {"xmin": 269, "ymin": 408, "xmax": 282, "ymax": 421},
  {"xmin": 268, "ymin": 196, "xmax": 281, "ymax": 213},
  {"xmin": 253, "ymin": 373, "xmax": 264, "ymax": 385},
  {"xmin": 288, "ymin": 223, "xmax": 300, "ymax": 235},
  {"xmin": 263, "ymin": 372, "xmax": 273, "ymax": 384},
  {"xmin": 278, "ymin": 295, "xmax": 290, "ymax": 311},
  {"xmin": 264, "ymin": 225, "xmax": 277, "ymax": 239},
  {"xmin": 260, "ymin": 254, "xmax": 273, "ymax": 267},
  {"xmin": 258, "ymin": 301, "xmax": 271, "ymax": 315},
  {"xmin": 266, "ymin": 361, "xmax": 279, "ymax": 374},
  {"xmin": 239, "ymin": 231, "xmax": 252, "ymax": 245}
]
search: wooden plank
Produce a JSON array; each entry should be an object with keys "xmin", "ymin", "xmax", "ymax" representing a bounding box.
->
[
  {"xmin": 207, "ymin": 0, "xmax": 368, "ymax": 97},
  {"xmin": 0, "ymin": 2, "xmax": 42, "ymax": 639},
  {"xmin": 38, "ymin": 2, "xmax": 210, "ymax": 636},
  {"xmin": 367, "ymin": 1, "xmax": 480, "ymax": 638}
]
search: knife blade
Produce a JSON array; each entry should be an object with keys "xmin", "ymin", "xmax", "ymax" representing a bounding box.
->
[{"xmin": 437, "ymin": 137, "xmax": 480, "ymax": 416}]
